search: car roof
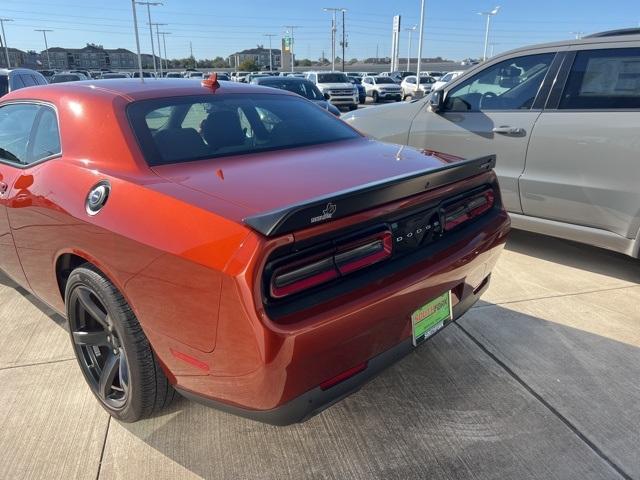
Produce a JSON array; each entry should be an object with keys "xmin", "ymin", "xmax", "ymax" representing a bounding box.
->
[{"xmin": 3, "ymin": 78, "xmax": 296, "ymax": 103}]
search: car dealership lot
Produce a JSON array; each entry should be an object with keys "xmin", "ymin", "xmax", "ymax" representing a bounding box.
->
[{"xmin": 1, "ymin": 230, "xmax": 638, "ymax": 480}]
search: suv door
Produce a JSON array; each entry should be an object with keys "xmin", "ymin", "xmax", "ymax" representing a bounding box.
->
[
  {"xmin": 0, "ymin": 102, "xmax": 46, "ymax": 286},
  {"xmin": 520, "ymin": 46, "xmax": 640, "ymax": 246},
  {"xmin": 408, "ymin": 51, "xmax": 560, "ymax": 213}
]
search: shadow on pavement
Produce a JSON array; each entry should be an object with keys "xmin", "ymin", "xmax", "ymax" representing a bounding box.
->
[{"xmin": 110, "ymin": 306, "xmax": 636, "ymax": 480}]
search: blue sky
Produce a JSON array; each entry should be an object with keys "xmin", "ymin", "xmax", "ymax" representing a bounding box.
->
[{"xmin": 2, "ymin": 0, "xmax": 639, "ymax": 61}]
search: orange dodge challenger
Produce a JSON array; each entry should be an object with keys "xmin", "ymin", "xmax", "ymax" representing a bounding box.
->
[{"xmin": 0, "ymin": 76, "xmax": 509, "ymax": 424}]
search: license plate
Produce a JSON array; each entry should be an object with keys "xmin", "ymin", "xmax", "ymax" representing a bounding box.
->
[{"xmin": 411, "ymin": 291, "xmax": 452, "ymax": 346}]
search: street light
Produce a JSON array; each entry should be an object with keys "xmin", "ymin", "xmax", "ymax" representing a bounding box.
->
[
  {"xmin": 323, "ymin": 8, "xmax": 345, "ymax": 71},
  {"xmin": 404, "ymin": 25, "xmax": 416, "ymax": 72},
  {"xmin": 264, "ymin": 33, "xmax": 276, "ymax": 71},
  {"xmin": 415, "ymin": 0, "xmax": 426, "ymax": 93},
  {"xmin": 0, "ymin": 18, "xmax": 13, "ymax": 69},
  {"xmin": 478, "ymin": 6, "xmax": 500, "ymax": 61},
  {"xmin": 136, "ymin": 1, "xmax": 162, "ymax": 75},
  {"xmin": 34, "ymin": 29, "xmax": 53, "ymax": 69}
]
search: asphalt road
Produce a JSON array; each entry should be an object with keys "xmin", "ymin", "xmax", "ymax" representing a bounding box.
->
[{"xmin": 1, "ymin": 230, "xmax": 639, "ymax": 480}]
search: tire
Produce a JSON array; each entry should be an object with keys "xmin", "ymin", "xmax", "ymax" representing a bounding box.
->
[
  {"xmin": 65, "ymin": 264, "xmax": 174, "ymax": 422},
  {"xmin": 359, "ymin": 97, "xmax": 366, "ymax": 105},
  {"xmin": 372, "ymin": 91, "xmax": 379, "ymax": 103}
]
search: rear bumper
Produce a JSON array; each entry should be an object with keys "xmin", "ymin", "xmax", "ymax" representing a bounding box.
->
[{"xmin": 177, "ymin": 273, "xmax": 489, "ymax": 425}]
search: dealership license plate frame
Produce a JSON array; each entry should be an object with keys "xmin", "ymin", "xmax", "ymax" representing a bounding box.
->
[{"xmin": 411, "ymin": 291, "xmax": 452, "ymax": 347}]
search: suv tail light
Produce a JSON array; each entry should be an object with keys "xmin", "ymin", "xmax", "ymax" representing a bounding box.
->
[
  {"xmin": 270, "ymin": 230, "xmax": 392, "ymax": 299},
  {"xmin": 443, "ymin": 189, "xmax": 495, "ymax": 231}
]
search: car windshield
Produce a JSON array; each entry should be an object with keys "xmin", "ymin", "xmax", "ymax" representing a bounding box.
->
[
  {"xmin": 128, "ymin": 93, "xmax": 359, "ymax": 166},
  {"xmin": 260, "ymin": 80, "xmax": 323, "ymax": 100},
  {"xmin": 419, "ymin": 77, "xmax": 435, "ymax": 83},
  {"xmin": 317, "ymin": 73, "xmax": 348, "ymax": 83},
  {"xmin": 375, "ymin": 77, "xmax": 396, "ymax": 84},
  {"xmin": 103, "ymin": 74, "xmax": 127, "ymax": 79}
]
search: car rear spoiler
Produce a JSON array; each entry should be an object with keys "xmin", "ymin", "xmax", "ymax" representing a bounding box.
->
[{"xmin": 243, "ymin": 154, "xmax": 496, "ymax": 237}]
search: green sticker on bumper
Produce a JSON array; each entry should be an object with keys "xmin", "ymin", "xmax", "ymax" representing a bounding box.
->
[{"xmin": 412, "ymin": 291, "xmax": 452, "ymax": 346}]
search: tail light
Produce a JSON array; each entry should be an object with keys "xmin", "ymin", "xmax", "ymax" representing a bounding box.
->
[
  {"xmin": 270, "ymin": 230, "xmax": 392, "ymax": 299},
  {"xmin": 443, "ymin": 189, "xmax": 495, "ymax": 231}
]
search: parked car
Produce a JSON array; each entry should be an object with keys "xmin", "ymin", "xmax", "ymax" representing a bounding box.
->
[
  {"xmin": 306, "ymin": 71, "xmax": 359, "ymax": 110},
  {"xmin": 68, "ymin": 69, "xmax": 91, "ymax": 78},
  {"xmin": 348, "ymin": 76, "xmax": 367, "ymax": 104},
  {"xmin": 38, "ymin": 69, "xmax": 57, "ymax": 82},
  {"xmin": 232, "ymin": 71, "xmax": 249, "ymax": 82},
  {"xmin": 362, "ymin": 76, "xmax": 403, "ymax": 103},
  {"xmin": 0, "ymin": 68, "xmax": 48, "ymax": 96},
  {"xmin": 251, "ymin": 75, "xmax": 341, "ymax": 116},
  {"xmin": 344, "ymin": 28, "xmax": 640, "ymax": 257},
  {"xmin": 102, "ymin": 72, "xmax": 130, "ymax": 79},
  {"xmin": 432, "ymin": 70, "xmax": 465, "ymax": 91},
  {"xmin": 132, "ymin": 71, "xmax": 156, "ymax": 78},
  {"xmin": 205, "ymin": 72, "xmax": 229, "ymax": 81},
  {"xmin": 423, "ymin": 71, "xmax": 444, "ymax": 79},
  {"xmin": 184, "ymin": 71, "xmax": 204, "ymax": 79},
  {"xmin": 50, "ymin": 72, "xmax": 86, "ymax": 83},
  {"xmin": 388, "ymin": 71, "xmax": 415, "ymax": 83},
  {"xmin": 0, "ymin": 78, "xmax": 508, "ymax": 424},
  {"xmin": 165, "ymin": 72, "xmax": 183, "ymax": 79},
  {"xmin": 400, "ymin": 75, "xmax": 436, "ymax": 100},
  {"xmin": 246, "ymin": 73, "xmax": 270, "ymax": 83}
]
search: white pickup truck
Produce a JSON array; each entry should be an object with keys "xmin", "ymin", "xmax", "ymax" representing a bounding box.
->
[{"xmin": 305, "ymin": 72, "xmax": 359, "ymax": 111}]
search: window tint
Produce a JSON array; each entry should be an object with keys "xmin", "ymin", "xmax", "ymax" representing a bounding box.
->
[
  {"xmin": 0, "ymin": 76, "xmax": 7, "ymax": 96},
  {"xmin": 445, "ymin": 53, "xmax": 554, "ymax": 111},
  {"xmin": 317, "ymin": 73, "xmax": 348, "ymax": 83},
  {"xmin": 375, "ymin": 77, "xmax": 396, "ymax": 84},
  {"xmin": 128, "ymin": 94, "xmax": 360, "ymax": 166},
  {"xmin": 12, "ymin": 75, "xmax": 25, "ymax": 89},
  {"xmin": 559, "ymin": 48, "xmax": 640, "ymax": 109},
  {"xmin": 0, "ymin": 104, "xmax": 40, "ymax": 164},
  {"xmin": 29, "ymin": 107, "xmax": 61, "ymax": 163},
  {"xmin": 441, "ymin": 73, "xmax": 453, "ymax": 82},
  {"xmin": 20, "ymin": 75, "xmax": 36, "ymax": 87}
]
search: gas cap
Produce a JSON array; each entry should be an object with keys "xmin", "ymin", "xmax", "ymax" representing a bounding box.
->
[{"xmin": 85, "ymin": 181, "xmax": 111, "ymax": 215}]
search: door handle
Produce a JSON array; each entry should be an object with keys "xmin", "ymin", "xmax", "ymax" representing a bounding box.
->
[
  {"xmin": 492, "ymin": 126, "xmax": 526, "ymax": 136},
  {"xmin": 0, "ymin": 181, "xmax": 8, "ymax": 196}
]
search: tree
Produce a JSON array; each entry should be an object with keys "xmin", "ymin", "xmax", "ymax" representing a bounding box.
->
[
  {"xmin": 212, "ymin": 56, "xmax": 228, "ymax": 68},
  {"xmin": 348, "ymin": 58, "xmax": 358, "ymax": 65},
  {"xmin": 297, "ymin": 58, "xmax": 312, "ymax": 67},
  {"xmin": 238, "ymin": 58, "xmax": 259, "ymax": 71}
]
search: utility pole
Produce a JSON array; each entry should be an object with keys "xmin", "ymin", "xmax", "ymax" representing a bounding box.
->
[
  {"xmin": 0, "ymin": 18, "xmax": 13, "ymax": 69},
  {"xmin": 150, "ymin": 22, "xmax": 166, "ymax": 76},
  {"xmin": 340, "ymin": 9, "xmax": 347, "ymax": 72},
  {"xmin": 160, "ymin": 32, "xmax": 170, "ymax": 73},
  {"xmin": 405, "ymin": 25, "xmax": 416, "ymax": 71},
  {"xmin": 323, "ymin": 8, "xmax": 343, "ymax": 71},
  {"xmin": 137, "ymin": 2, "xmax": 162, "ymax": 75},
  {"xmin": 130, "ymin": 0, "xmax": 144, "ymax": 79},
  {"xmin": 376, "ymin": 43, "xmax": 379, "ymax": 64},
  {"xmin": 283, "ymin": 25, "xmax": 300, "ymax": 72},
  {"xmin": 478, "ymin": 6, "xmax": 500, "ymax": 61},
  {"xmin": 34, "ymin": 29, "xmax": 53, "ymax": 69},
  {"xmin": 415, "ymin": 0, "xmax": 426, "ymax": 93},
  {"xmin": 264, "ymin": 33, "xmax": 276, "ymax": 71},
  {"xmin": 570, "ymin": 31, "xmax": 584, "ymax": 39}
]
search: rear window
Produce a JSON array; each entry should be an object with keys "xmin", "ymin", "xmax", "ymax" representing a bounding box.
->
[
  {"xmin": 375, "ymin": 77, "xmax": 396, "ymax": 84},
  {"xmin": 317, "ymin": 73, "xmax": 348, "ymax": 83},
  {"xmin": 127, "ymin": 93, "xmax": 360, "ymax": 166}
]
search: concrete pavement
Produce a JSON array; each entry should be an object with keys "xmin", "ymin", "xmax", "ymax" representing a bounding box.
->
[{"xmin": 0, "ymin": 230, "xmax": 638, "ymax": 480}]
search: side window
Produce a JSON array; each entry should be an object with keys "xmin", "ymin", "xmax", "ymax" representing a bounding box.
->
[
  {"xmin": 407, "ymin": 77, "xmax": 416, "ymax": 84},
  {"xmin": 11, "ymin": 75, "xmax": 25, "ymax": 90},
  {"xmin": 0, "ymin": 104, "xmax": 40, "ymax": 165},
  {"xmin": 559, "ymin": 48, "xmax": 640, "ymax": 109},
  {"xmin": 364, "ymin": 78, "xmax": 372, "ymax": 85},
  {"xmin": 29, "ymin": 106, "xmax": 61, "ymax": 163},
  {"xmin": 445, "ymin": 53, "xmax": 555, "ymax": 112},
  {"xmin": 21, "ymin": 75, "xmax": 36, "ymax": 87}
]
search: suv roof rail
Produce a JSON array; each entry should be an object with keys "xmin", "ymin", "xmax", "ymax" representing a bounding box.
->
[{"xmin": 583, "ymin": 28, "xmax": 640, "ymax": 38}]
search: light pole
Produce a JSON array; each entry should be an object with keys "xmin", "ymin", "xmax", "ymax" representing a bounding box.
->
[
  {"xmin": 160, "ymin": 31, "xmax": 170, "ymax": 72},
  {"xmin": 415, "ymin": 0, "xmax": 426, "ymax": 93},
  {"xmin": 405, "ymin": 25, "xmax": 416, "ymax": 72},
  {"xmin": 34, "ymin": 29, "xmax": 53, "ymax": 69},
  {"xmin": 264, "ymin": 33, "xmax": 276, "ymax": 71},
  {"xmin": 340, "ymin": 9, "xmax": 347, "ymax": 72},
  {"xmin": 323, "ymin": 8, "xmax": 338, "ymax": 71},
  {"xmin": 150, "ymin": 22, "xmax": 167, "ymax": 76},
  {"xmin": 478, "ymin": 6, "xmax": 500, "ymax": 61},
  {"xmin": 570, "ymin": 31, "xmax": 584, "ymax": 39},
  {"xmin": 0, "ymin": 18, "xmax": 13, "ymax": 69},
  {"xmin": 137, "ymin": 2, "xmax": 162, "ymax": 75},
  {"xmin": 130, "ymin": 0, "xmax": 144, "ymax": 79},
  {"xmin": 283, "ymin": 25, "xmax": 300, "ymax": 73}
]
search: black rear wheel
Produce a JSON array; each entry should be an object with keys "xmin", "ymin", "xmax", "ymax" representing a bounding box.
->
[
  {"xmin": 372, "ymin": 91, "xmax": 379, "ymax": 103},
  {"xmin": 66, "ymin": 265, "xmax": 174, "ymax": 422}
]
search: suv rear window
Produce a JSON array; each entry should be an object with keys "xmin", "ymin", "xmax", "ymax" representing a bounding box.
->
[
  {"xmin": 375, "ymin": 77, "xmax": 396, "ymax": 84},
  {"xmin": 127, "ymin": 93, "xmax": 360, "ymax": 166}
]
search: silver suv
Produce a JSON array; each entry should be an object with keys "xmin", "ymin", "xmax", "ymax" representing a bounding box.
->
[
  {"xmin": 0, "ymin": 69, "xmax": 48, "ymax": 97},
  {"xmin": 344, "ymin": 28, "xmax": 640, "ymax": 257}
]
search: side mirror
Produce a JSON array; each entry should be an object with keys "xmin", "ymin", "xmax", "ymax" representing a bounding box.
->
[
  {"xmin": 324, "ymin": 92, "xmax": 331, "ymax": 100},
  {"xmin": 428, "ymin": 89, "xmax": 444, "ymax": 113}
]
